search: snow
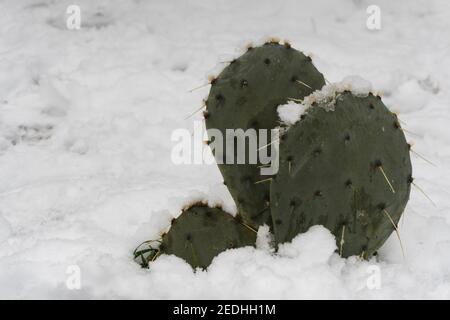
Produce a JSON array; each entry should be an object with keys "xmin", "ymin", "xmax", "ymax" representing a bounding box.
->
[
  {"xmin": 1, "ymin": 0, "xmax": 450, "ymax": 299},
  {"xmin": 277, "ymin": 101, "xmax": 308, "ymax": 126}
]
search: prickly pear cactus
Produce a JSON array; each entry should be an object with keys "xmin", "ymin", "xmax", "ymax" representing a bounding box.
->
[
  {"xmin": 271, "ymin": 91, "xmax": 412, "ymax": 258},
  {"xmin": 134, "ymin": 203, "xmax": 257, "ymax": 269},
  {"xmin": 205, "ymin": 41, "xmax": 325, "ymax": 228}
]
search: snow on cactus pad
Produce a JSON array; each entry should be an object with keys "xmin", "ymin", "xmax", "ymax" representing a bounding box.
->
[{"xmin": 271, "ymin": 81, "xmax": 412, "ymax": 258}]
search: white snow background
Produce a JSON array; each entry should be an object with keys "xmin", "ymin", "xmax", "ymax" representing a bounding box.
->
[{"xmin": 0, "ymin": 0, "xmax": 449, "ymax": 299}]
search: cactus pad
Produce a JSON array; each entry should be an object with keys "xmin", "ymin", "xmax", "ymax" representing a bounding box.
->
[
  {"xmin": 271, "ymin": 91, "xmax": 412, "ymax": 258},
  {"xmin": 205, "ymin": 42, "xmax": 325, "ymax": 228},
  {"xmin": 135, "ymin": 203, "xmax": 257, "ymax": 269}
]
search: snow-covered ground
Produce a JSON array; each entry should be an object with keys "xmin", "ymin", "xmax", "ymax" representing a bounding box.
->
[{"xmin": 1, "ymin": 0, "xmax": 450, "ymax": 299}]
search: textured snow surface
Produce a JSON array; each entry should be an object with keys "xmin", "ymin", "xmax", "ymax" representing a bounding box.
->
[{"xmin": 1, "ymin": 0, "xmax": 450, "ymax": 299}]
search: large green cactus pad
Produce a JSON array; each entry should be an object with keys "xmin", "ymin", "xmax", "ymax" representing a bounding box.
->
[
  {"xmin": 271, "ymin": 92, "xmax": 412, "ymax": 258},
  {"xmin": 160, "ymin": 203, "xmax": 257, "ymax": 269},
  {"xmin": 205, "ymin": 42, "xmax": 325, "ymax": 228}
]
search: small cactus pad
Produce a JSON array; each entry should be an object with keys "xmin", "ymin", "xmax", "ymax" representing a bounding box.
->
[
  {"xmin": 205, "ymin": 42, "xmax": 325, "ymax": 228},
  {"xmin": 160, "ymin": 203, "xmax": 257, "ymax": 269},
  {"xmin": 270, "ymin": 92, "xmax": 412, "ymax": 258}
]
